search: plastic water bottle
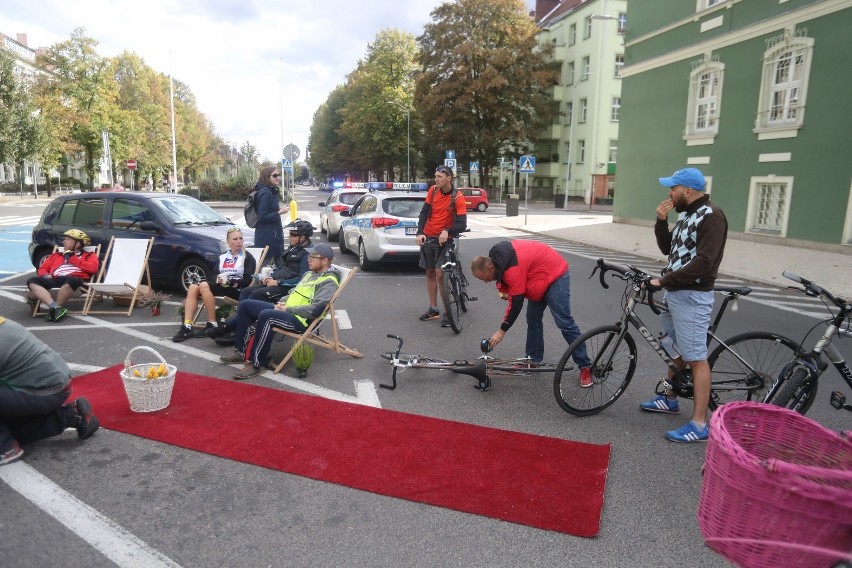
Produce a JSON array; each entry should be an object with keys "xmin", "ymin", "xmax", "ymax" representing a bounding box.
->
[{"xmin": 659, "ymin": 334, "xmax": 680, "ymax": 358}]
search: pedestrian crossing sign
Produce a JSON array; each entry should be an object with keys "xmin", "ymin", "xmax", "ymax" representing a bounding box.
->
[
  {"xmin": 281, "ymin": 158, "xmax": 293, "ymax": 173},
  {"xmin": 470, "ymin": 161, "xmax": 479, "ymax": 172},
  {"xmin": 519, "ymin": 156, "xmax": 536, "ymax": 173}
]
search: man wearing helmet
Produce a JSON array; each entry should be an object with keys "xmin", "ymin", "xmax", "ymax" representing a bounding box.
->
[
  {"xmin": 26, "ymin": 230, "xmax": 100, "ymax": 323},
  {"xmin": 240, "ymin": 219, "xmax": 313, "ymax": 303}
]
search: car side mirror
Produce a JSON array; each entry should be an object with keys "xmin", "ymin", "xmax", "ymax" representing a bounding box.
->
[
  {"xmin": 339, "ymin": 209, "xmax": 351, "ymax": 217},
  {"xmin": 318, "ymin": 202, "xmax": 326, "ymax": 207},
  {"xmin": 140, "ymin": 220, "xmax": 159, "ymax": 232}
]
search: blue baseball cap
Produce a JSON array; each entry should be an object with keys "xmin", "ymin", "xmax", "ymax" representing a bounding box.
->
[{"xmin": 659, "ymin": 168, "xmax": 706, "ymax": 191}]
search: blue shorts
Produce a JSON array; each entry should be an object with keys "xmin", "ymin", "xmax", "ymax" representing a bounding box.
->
[{"xmin": 659, "ymin": 289, "xmax": 714, "ymax": 362}]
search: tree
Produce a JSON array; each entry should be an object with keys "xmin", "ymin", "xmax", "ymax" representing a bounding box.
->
[
  {"xmin": 0, "ymin": 49, "xmax": 41, "ymax": 184},
  {"xmin": 307, "ymin": 84, "xmax": 359, "ymax": 181},
  {"xmin": 415, "ymin": 0, "xmax": 558, "ymax": 185}
]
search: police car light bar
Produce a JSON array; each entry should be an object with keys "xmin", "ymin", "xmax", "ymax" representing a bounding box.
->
[{"xmin": 366, "ymin": 182, "xmax": 429, "ymax": 191}]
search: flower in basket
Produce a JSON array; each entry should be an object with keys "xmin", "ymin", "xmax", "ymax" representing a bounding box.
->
[
  {"xmin": 133, "ymin": 364, "xmax": 168, "ymax": 380},
  {"xmin": 137, "ymin": 290, "xmax": 172, "ymax": 308}
]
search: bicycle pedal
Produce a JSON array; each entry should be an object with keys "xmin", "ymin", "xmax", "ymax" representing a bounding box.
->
[
  {"xmin": 829, "ymin": 390, "xmax": 846, "ymax": 410},
  {"xmin": 467, "ymin": 296, "xmax": 478, "ymax": 301}
]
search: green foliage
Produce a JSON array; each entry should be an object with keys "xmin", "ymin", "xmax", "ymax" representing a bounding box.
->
[
  {"xmin": 0, "ymin": 49, "xmax": 41, "ymax": 166},
  {"xmin": 291, "ymin": 344, "xmax": 315, "ymax": 371}
]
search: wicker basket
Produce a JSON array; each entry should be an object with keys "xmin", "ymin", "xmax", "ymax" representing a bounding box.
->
[
  {"xmin": 119, "ymin": 346, "xmax": 177, "ymax": 412},
  {"xmin": 698, "ymin": 401, "xmax": 852, "ymax": 568}
]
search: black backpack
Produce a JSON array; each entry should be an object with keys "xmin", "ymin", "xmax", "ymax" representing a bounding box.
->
[{"xmin": 244, "ymin": 189, "xmax": 260, "ymax": 228}]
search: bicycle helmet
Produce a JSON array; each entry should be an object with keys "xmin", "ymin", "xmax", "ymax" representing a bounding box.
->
[
  {"xmin": 63, "ymin": 229, "xmax": 91, "ymax": 247},
  {"xmin": 286, "ymin": 219, "xmax": 314, "ymax": 238}
]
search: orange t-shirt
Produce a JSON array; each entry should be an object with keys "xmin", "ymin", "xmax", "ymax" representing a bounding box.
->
[{"xmin": 422, "ymin": 186, "xmax": 467, "ymax": 236}]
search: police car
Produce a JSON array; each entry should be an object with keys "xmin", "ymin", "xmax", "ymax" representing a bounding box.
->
[{"xmin": 337, "ymin": 182, "xmax": 429, "ymax": 271}]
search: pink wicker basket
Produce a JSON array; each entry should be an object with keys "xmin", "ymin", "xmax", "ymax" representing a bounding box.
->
[{"xmin": 698, "ymin": 401, "xmax": 852, "ymax": 568}]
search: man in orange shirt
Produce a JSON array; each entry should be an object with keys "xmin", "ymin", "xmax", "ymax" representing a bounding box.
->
[{"xmin": 415, "ymin": 165, "xmax": 467, "ymax": 327}]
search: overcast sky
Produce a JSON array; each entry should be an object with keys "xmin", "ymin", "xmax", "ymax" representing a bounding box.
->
[{"xmin": 1, "ymin": 0, "xmax": 537, "ymax": 166}]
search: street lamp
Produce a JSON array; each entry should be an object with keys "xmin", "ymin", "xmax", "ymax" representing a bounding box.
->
[{"xmin": 386, "ymin": 100, "xmax": 410, "ymax": 182}]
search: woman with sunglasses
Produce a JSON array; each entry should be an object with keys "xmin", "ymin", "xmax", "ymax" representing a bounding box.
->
[
  {"xmin": 251, "ymin": 166, "xmax": 290, "ymax": 268},
  {"xmin": 172, "ymin": 228, "xmax": 257, "ymax": 342}
]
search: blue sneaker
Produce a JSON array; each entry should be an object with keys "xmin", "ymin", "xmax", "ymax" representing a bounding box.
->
[
  {"xmin": 665, "ymin": 421, "xmax": 709, "ymax": 443},
  {"xmin": 639, "ymin": 394, "xmax": 680, "ymax": 414}
]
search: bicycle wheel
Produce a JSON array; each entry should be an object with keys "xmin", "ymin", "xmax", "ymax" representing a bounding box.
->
[
  {"xmin": 442, "ymin": 270, "xmax": 462, "ymax": 334},
  {"xmin": 553, "ymin": 326, "xmax": 636, "ymax": 416},
  {"xmin": 707, "ymin": 331, "xmax": 800, "ymax": 409},
  {"xmin": 458, "ymin": 267, "xmax": 469, "ymax": 313},
  {"xmin": 379, "ymin": 352, "xmax": 452, "ymax": 368},
  {"xmin": 770, "ymin": 365, "xmax": 819, "ymax": 415}
]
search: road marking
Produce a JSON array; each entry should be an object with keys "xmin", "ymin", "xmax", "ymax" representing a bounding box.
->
[{"xmin": 0, "ymin": 462, "xmax": 183, "ymax": 568}]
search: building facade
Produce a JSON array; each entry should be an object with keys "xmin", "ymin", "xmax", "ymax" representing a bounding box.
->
[
  {"xmin": 616, "ymin": 0, "xmax": 852, "ymax": 249},
  {"xmin": 526, "ymin": 0, "xmax": 627, "ymax": 205}
]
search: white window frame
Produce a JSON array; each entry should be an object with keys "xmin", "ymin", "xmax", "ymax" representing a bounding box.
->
[
  {"xmin": 582, "ymin": 56, "xmax": 591, "ymax": 77},
  {"xmin": 579, "ymin": 98, "xmax": 588, "ymax": 123},
  {"xmin": 583, "ymin": 16, "xmax": 592, "ymax": 39},
  {"xmin": 614, "ymin": 54, "xmax": 624, "ymax": 78},
  {"xmin": 567, "ymin": 61, "xmax": 575, "ymax": 85},
  {"xmin": 569, "ymin": 23, "xmax": 577, "ymax": 46},
  {"xmin": 577, "ymin": 139, "xmax": 585, "ymax": 164},
  {"xmin": 684, "ymin": 61, "xmax": 724, "ymax": 142},
  {"xmin": 611, "ymin": 97, "xmax": 621, "ymax": 121},
  {"xmin": 754, "ymin": 32, "xmax": 814, "ymax": 139},
  {"xmin": 608, "ymin": 141, "xmax": 618, "ymax": 163},
  {"xmin": 565, "ymin": 101, "xmax": 573, "ymax": 126},
  {"xmin": 696, "ymin": 0, "xmax": 725, "ymax": 11},
  {"xmin": 744, "ymin": 176, "xmax": 794, "ymax": 238}
]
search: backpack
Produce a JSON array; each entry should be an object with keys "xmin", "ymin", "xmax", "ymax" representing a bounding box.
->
[{"xmin": 244, "ymin": 189, "xmax": 260, "ymax": 228}]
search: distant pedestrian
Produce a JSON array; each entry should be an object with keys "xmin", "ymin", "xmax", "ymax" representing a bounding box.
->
[
  {"xmin": 0, "ymin": 316, "xmax": 100, "ymax": 466},
  {"xmin": 252, "ymin": 166, "xmax": 290, "ymax": 268},
  {"xmin": 26, "ymin": 229, "xmax": 99, "ymax": 323},
  {"xmin": 641, "ymin": 167, "xmax": 728, "ymax": 443}
]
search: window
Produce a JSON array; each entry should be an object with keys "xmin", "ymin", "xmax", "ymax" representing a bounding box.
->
[
  {"xmin": 569, "ymin": 23, "xmax": 577, "ymax": 46},
  {"xmin": 697, "ymin": 0, "xmax": 725, "ymax": 11},
  {"xmin": 611, "ymin": 97, "xmax": 621, "ymax": 121},
  {"xmin": 564, "ymin": 142, "xmax": 571, "ymax": 164},
  {"xmin": 577, "ymin": 139, "xmax": 586, "ymax": 164},
  {"xmin": 567, "ymin": 61, "xmax": 575, "ymax": 85},
  {"xmin": 111, "ymin": 199, "xmax": 155, "ymax": 232},
  {"xmin": 608, "ymin": 141, "xmax": 618, "ymax": 163},
  {"xmin": 57, "ymin": 198, "xmax": 106, "ymax": 228},
  {"xmin": 745, "ymin": 176, "xmax": 793, "ymax": 237},
  {"xmin": 582, "ymin": 56, "xmax": 591, "ymax": 77},
  {"xmin": 617, "ymin": 13, "xmax": 627, "ymax": 33},
  {"xmin": 565, "ymin": 101, "xmax": 573, "ymax": 125},
  {"xmin": 579, "ymin": 98, "xmax": 588, "ymax": 123},
  {"xmin": 685, "ymin": 60, "xmax": 724, "ymax": 140},
  {"xmin": 754, "ymin": 30, "xmax": 814, "ymax": 137},
  {"xmin": 614, "ymin": 54, "xmax": 624, "ymax": 78},
  {"xmin": 583, "ymin": 16, "xmax": 592, "ymax": 39}
]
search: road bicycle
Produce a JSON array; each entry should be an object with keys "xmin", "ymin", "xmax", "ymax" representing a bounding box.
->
[
  {"xmin": 380, "ymin": 335, "xmax": 560, "ymax": 391},
  {"xmin": 762, "ymin": 271, "xmax": 852, "ymax": 414},
  {"xmin": 430, "ymin": 233, "xmax": 476, "ymax": 334},
  {"xmin": 552, "ymin": 258, "xmax": 800, "ymax": 416}
]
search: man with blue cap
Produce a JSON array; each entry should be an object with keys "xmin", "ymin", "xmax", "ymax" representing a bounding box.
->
[{"xmin": 641, "ymin": 168, "xmax": 728, "ymax": 443}]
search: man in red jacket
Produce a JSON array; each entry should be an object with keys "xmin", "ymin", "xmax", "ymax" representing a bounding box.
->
[
  {"xmin": 471, "ymin": 240, "xmax": 591, "ymax": 387},
  {"xmin": 27, "ymin": 229, "xmax": 99, "ymax": 323}
]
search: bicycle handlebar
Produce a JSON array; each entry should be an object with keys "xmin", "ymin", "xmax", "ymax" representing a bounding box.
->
[
  {"xmin": 591, "ymin": 258, "xmax": 663, "ymax": 314},
  {"xmin": 783, "ymin": 271, "xmax": 848, "ymax": 308}
]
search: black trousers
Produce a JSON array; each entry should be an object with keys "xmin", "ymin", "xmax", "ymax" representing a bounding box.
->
[{"xmin": 0, "ymin": 385, "xmax": 75, "ymax": 453}]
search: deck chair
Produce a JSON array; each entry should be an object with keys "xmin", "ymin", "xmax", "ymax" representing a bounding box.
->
[
  {"xmin": 82, "ymin": 237, "xmax": 154, "ymax": 316},
  {"xmin": 271, "ymin": 265, "xmax": 363, "ymax": 373},
  {"xmin": 191, "ymin": 246, "xmax": 269, "ymax": 325},
  {"xmin": 31, "ymin": 244, "xmax": 103, "ymax": 318}
]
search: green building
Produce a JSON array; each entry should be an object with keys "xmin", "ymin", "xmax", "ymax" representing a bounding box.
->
[{"xmin": 617, "ymin": 0, "xmax": 852, "ymax": 250}]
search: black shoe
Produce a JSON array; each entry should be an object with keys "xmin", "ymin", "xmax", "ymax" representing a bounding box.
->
[
  {"xmin": 419, "ymin": 308, "xmax": 440, "ymax": 321},
  {"xmin": 172, "ymin": 326, "xmax": 194, "ymax": 342},
  {"xmin": 197, "ymin": 322, "xmax": 219, "ymax": 338},
  {"xmin": 214, "ymin": 331, "xmax": 236, "ymax": 346},
  {"xmin": 440, "ymin": 314, "xmax": 451, "ymax": 328},
  {"xmin": 74, "ymin": 398, "xmax": 100, "ymax": 439},
  {"xmin": 207, "ymin": 323, "xmax": 231, "ymax": 338},
  {"xmin": 47, "ymin": 306, "xmax": 56, "ymax": 322},
  {"xmin": 53, "ymin": 306, "xmax": 69, "ymax": 322}
]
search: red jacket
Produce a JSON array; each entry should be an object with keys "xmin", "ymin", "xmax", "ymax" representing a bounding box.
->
[
  {"xmin": 490, "ymin": 240, "xmax": 568, "ymax": 330},
  {"xmin": 38, "ymin": 250, "xmax": 99, "ymax": 280}
]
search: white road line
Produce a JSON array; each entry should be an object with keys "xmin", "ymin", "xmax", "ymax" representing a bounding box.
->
[{"xmin": 0, "ymin": 462, "xmax": 183, "ymax": 568}]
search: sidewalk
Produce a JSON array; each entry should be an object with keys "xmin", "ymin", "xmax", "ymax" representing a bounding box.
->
[{"xmin": 478, "ymin": 204, "xmax": 852, "ymax": 300}]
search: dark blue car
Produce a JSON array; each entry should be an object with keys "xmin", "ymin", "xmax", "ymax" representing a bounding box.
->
[{"xmin": 29, "ymin": 192, "xmax": 254, "ymax": 291}]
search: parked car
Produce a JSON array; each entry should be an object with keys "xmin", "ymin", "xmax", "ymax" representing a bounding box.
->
[
  {"xmin": 29, "ymin": 192, "xmax": 254, "ymax": 292},
  {"xmin": 338, "ymin": 191, "xmax": 426, "ymax": 271},
  {"xmin": 459, "ymin": 187, "xmax": 489, "ymax": 211},
  {"xmin": 318, "ymin": 188, "xmax": 368, "ymax": 241}
]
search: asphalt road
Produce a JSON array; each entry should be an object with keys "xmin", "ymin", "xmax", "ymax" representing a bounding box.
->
[{"xmin": 0, "ymin": 188, "xmax": 849, "ymax": 568}]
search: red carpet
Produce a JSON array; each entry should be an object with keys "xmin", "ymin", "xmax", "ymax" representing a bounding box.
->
[{"xmin": 72, "ymin": 367, "xmax": 611, "ymax": 537}]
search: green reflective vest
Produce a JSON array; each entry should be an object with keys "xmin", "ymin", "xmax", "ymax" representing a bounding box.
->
[{"xmin": 284, "ymin": 271, "xmax": 339, "ymax": 326}]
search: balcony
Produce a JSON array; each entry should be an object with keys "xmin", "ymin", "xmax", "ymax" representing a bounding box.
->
[
  {"xmin": 549, "ymin": 85, "xmax": 565, "ymax": 102},
  {"xmin": 539, "ymin": 123, "xmax": 563, "ymax": 140},
  {"xmin": 533, "ymin": 161, "xmax": 562, "ymax": 178},
  {"xmin": 550, "ymin": 45, "xmax": 566, "ymax": 62}
]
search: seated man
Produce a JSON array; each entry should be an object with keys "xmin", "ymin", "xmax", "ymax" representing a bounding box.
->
[
  {"xmin": 219, "ymin": 243, "xmax": 340, "ymax": 380},
  {"xmin": 27, "ymin": 229, "xmax": 99, "ymax": 322},
  {"xmin": 0, "ymin": 316, "xmax": 100, "ymax": 466}
]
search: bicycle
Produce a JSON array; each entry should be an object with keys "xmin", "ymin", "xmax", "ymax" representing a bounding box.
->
[
  {"xmin": 762, "ymin": 271, "xmax": 852, "ymax": 414},
  {"xmin": 430, "ymin": 232, "xmax": 477, "ymax": 334},
  {"xmin": 552, "ymin": 258, "xmax": 800, "ymax": 416},
  {"xmin": 380, "ymin": 334, "xmax": 560, "ymax": 391}
]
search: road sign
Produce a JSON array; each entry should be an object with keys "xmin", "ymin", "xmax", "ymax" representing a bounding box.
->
[
  {"xmin": 470, "ymin": 161, "xmax": 479, "ymax": 172},
  {"xmin": 444, "ymin": 158, "xmax": 456, "ymax": 172},
  {"xmin": 126, "ymin": 160, "xmax": 137, "ymax": 170},
  {"xmin": 519, "ymin": 155, "xmax": 536, "ymax": 173},
  {"xmin": 281, "ymin": 158, "xmax": 293, "ymax": 173},
  {"xmin": 445, "ymin": 150, "xmax": 455, "ymax": 160}
]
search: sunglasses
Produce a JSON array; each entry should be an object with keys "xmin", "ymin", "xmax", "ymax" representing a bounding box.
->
[
  {"xmin": 226, "ymin": 227, "xmax": 242, "ymax": 234},
  {"xmin": 435, "ymin": 166, "xmax": 453, "ymax": 176},
  {"xmin": 271, "ymin": 173, "xmax": 281, "ymax": 178}
]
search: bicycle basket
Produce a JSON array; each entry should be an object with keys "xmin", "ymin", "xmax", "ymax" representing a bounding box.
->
[{"xmin": 698, "ymin": 401, "xmax": 852, "ymax": 568}]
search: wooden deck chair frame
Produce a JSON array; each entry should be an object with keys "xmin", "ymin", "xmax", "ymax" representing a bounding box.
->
[
  {"xmin": 271, "ymin": 265, "xmax": 363, "ymax": 373},
  {"xmin": 191, "ymin": 245, "xmax": 269, "ymax": 325},
  {"xmin": 81, "ymin": 237, "xmax": 154, "ymax": 317},
  {"xmin": 31, "ymin": 243, "xmax": 103, "ymax": 317}
]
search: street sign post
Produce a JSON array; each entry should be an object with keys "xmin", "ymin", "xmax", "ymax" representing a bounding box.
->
[
  {"xmin": 126, "ymin": 160, "xmax": 137, "ymax": 170},
  {"xmin": 519, "ymin": 156, "xmax": 536, "ymax": 224}
]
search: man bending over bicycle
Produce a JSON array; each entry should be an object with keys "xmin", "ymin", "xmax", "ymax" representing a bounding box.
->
[
  {"xmin": 645, "ymin": 168, "xmax": 728, "ymax": 443},
  {"xmin": 415, "ymin": 165, "xmax": 467, "ymax": 328},
  {"xmin": 471, "ymin": 240, "xmax": 591, "ymax": 386}
]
